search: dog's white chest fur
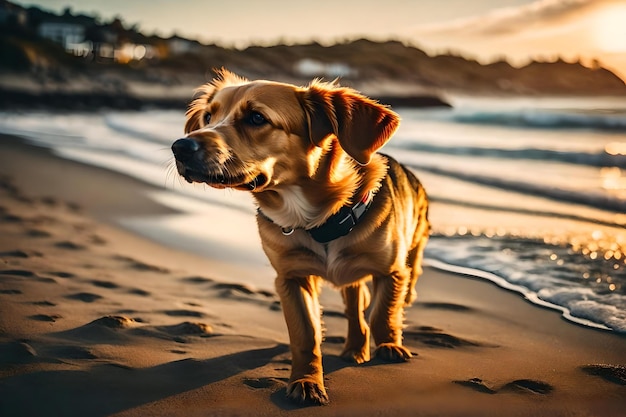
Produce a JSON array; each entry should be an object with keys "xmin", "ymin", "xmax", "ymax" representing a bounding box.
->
[{"xmin": 262, "ymin": 185, "xmax": 320, "ymax": 229}]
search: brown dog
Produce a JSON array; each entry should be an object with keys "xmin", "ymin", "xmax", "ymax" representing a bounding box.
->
[{"xmin": 172, "ymin": 69, "xmax": 429, "ymax": 406}]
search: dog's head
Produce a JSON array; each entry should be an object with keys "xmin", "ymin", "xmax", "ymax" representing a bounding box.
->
[{"xmin": 172, "ymin": 69, "xmax": 399, "ymax": 192}]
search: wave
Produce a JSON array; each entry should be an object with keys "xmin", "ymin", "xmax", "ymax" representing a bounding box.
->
[
  {"xmin": 424, "ymin": 258, "xmax": 617, "ymax": 332},
  {"xmin": 430, "ymin": 196, "xmax": 625, "ymax": 229},
  {"xmin": 449, "ymin": 108, "xmax": 626, "ymax": 131},
  {"xmin": 389, "ymin": 142, "xmax": 626, "ymax": 168},
  {"xmin": 425, "ymin": 234, "xmax": 626, "ymax": 333},
  {"xmin": 406, "ymin": 163, "xmax": 626, "ymax": 213}
]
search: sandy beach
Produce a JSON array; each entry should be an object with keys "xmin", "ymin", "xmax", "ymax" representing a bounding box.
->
[{"xmin": 0, "ymin": 134, "xmax": 624, "ymax": 417}]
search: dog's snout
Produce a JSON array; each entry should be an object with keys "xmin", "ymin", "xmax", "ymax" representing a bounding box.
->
[{"xmin": 172, "ymin": 138, "xmax": 200, "ymax": 161}]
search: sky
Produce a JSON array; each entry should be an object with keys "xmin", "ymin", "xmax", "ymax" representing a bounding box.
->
[{"xmin": 13, "ymin": 0, "xmax": 626, "ymax": 80}]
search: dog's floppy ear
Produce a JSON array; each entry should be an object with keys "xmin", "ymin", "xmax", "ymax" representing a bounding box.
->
[
  {"xmin": 184, "ymin": 84, "xmax": 215, "ymax": 134},
  {"xmin": 301, "ymin": 83, "xmax": 400, "ymax": 165},
  {"xmin": 184, "ymin": 69, "xmax": 248, "ymax": 134}
]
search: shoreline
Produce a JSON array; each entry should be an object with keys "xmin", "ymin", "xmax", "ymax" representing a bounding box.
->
[
  {"xmin": 424, "ymin": 259, "xmax": 615, "ymax": 333},
  {"xmin": 0, "ymin": 85, "xmax": 452, "ymax": 111},
  {"xmin": 0, "ymin": 133, "xmax": 625, "ymax": 416}
]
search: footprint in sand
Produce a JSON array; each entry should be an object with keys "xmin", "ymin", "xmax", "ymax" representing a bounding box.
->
[
  {"xmin": 32, "ymin": 301, "xmax": 56, "ymax": 306},
  {"xmin": 127, "ymin": 288, "xmax": 151, "ymax": 296},
  {"xmin": 26, "ymin": 229, "xmax": 52, "ymax": 238},
  {"xmin": 185, "ymin": 302, "xmax": 202, "ymax": 307},
  {"xmin": 582, "ymin": 364, "xmax": 626, "ymax": 386},
  {"xmin": 48, "ymin": 271, "xmax": 76, "ymax": 279},
  {"xmin": 163, "ymin": 309, "xmax": 206, "ymax": 318},
  {"xmin": 212, "ymin": 282, "xmax": 275, "ymax": 298},
  {"xmin": 89, "ymin": 280, "xmax": 120, "ymax": 289},
  {"xmin": 0, "ymin": 250, "xmax": 30, "ymax": 258},
  {"xmin": 65, "ymin": 292, "xmax": 103, "ymax": 303},
  {"xmin": 212, "ymin": 282, "xmax": 257, "ymax": 295},
  {"xmin": 243, "ymin": 377, "xmax": 287, "ymax": 390},
  {"xmin": 2, "ymin": 213, "xmax": 23, "ymax": 223},
  {"xmin": 454, "ymin": 378, "xmax": 554, "ymax": 395},
  {"xmin": 0, "ymin": 269, "xmax": 56, "ymax": 283},
  {"xmin": 113, "ymin": 255, "xmax": 169, "ymax": 273},
  {"xmin": 453, "ymin": 378, "xmax": 497, "ymax": 394},
  {"xmin": 29, "ymin": 314, "xmax": 63, "ymax": 322},
  {"xmin": 501, "ymin": 379, "xmax": 554, "ymax": 394},
  {"xmin": 181, "ymin": 276, "xmax": 215, "ymax": 284},
  {"xmin": 0, "ymin": 269, "xmax": 37, "ymax": 277},
  {"xmin": 404, "ymin": 326, "xmax": 494, "ymax": 349},
  {"xmin": 54, "ymin": 241, "xmax": 87, "ymax": 250},
  {"xmin": 0, "ymin": 289, "xmax": 22, "ymax": 294},
  {"xmin": 421, "ymin": 301, "xmax": 473, "ymax": 311}
]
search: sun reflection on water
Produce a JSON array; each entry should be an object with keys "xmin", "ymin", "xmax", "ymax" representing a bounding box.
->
[
  {"xmin": 433, "ymin": 224, "xmax": 625, "ymax": 295},
  {"xmin": 605, "ymin": 142, "xmax": 626, "ymax": 156}
]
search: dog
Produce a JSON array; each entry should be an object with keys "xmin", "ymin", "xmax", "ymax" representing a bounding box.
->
[{"xmin": 172, "ymin": 69, "xmax": 429, "ymax": 406}]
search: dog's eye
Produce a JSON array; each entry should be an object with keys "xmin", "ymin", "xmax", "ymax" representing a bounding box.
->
[
  {"xmin": 204, "ymin": 113, "xmax": 211, "ymax": 125},
  {"xmin": 248, "ymin": 112, "xmax": 267, "ymax": 126}
]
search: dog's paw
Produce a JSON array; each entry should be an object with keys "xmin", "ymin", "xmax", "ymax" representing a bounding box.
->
[
  {"xmin": 340, "ymin": 347, "xmax": 370, "ymax": 364},
  {"xmin": 286, "ymin": 379, "xmax": 329, "ymax": 406},
  {"xmin": 374, "ymin": 343, "xmax": 412, "ymax": 362}
]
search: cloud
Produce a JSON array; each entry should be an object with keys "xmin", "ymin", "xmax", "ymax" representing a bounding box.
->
[{"xmin": 413, "ymin": 0, "xmax": 599, "ymax": 36}]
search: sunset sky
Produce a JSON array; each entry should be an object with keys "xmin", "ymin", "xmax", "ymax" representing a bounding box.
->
[{"xmin": 14, "ymin": 0, "xmax": 626, "ymax": 80}]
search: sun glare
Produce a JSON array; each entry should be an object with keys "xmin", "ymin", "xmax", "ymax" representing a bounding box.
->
[{"xmin": 591, "ymin": 3, "xmax": 626, "ymax": 53}]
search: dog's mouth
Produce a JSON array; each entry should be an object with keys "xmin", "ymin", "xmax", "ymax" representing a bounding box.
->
[{"xmin": 181, "ymin": 169, "xmax": 268, "ymax": 191}]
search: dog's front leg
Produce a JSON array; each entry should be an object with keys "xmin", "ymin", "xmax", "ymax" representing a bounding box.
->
[
  {"xmin": 275, "ymin": 275, "xmax": 329, "ymax": 406},
  {"xmin": 370, "ymin": 272, "xmax": 413, "ymax": 362},
  {"xmin": 340, "ymin": 281, "xmax": 371, "ymax": 364}
]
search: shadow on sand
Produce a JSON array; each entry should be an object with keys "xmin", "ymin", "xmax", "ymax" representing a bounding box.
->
[{"xmin": 0, "ymin": 344, "xmax": 289, "ymax": 417}]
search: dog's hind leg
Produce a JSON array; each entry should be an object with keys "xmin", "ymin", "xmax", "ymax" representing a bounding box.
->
[
  {"xmin": 275, "ymin": 274, "xmax": 329, "ymax": 406},
  {"xmin": 370, "ymin": 271, "xmax": 412, "ymax": 362},
  {"xmin": 340, "ymin": 280, "xmax": 371, "ymax": 364}
]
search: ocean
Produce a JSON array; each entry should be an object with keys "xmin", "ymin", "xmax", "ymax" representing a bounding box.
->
[{"xmin": 1, "ymin": 95, "xmax": 625, "ymax": 333}]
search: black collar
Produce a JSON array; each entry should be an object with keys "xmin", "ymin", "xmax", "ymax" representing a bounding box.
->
[{"xmin": 258, "ymin": 191, "xmax": 374, "ymax": 244}]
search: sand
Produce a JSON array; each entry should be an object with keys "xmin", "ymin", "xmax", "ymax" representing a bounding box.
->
[{"xmin": 0, "ymin": 134, "xmax": 624, "ymax": 417}]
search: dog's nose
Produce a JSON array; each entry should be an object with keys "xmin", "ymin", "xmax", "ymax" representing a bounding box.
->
[{"xmin": 171, "ymin": 138, "xmax": 200, "ymax": 161}]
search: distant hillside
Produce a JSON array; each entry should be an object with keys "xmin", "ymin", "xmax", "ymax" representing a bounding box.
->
[{"xmin": 220, "ymin": 40, "xmax": 626, "ymax": 96}]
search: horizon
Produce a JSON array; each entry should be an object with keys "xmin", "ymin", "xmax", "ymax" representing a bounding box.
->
[{"xmin": 10, "ymin": 0, "xmax": 626, "ymax": 80}]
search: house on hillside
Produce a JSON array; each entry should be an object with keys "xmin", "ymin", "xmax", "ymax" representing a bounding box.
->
[
  {"xmin": 294, "ymin": 58, "xmax": 357, "ymax": 78},
  {"xmin": 37, "ymin": 18, "xmax": 157, "ymax": 63},
  {"xmin": 38, "ymin": 21, "xmax": 91, "ymax": 56},
  {"xmin": 167, "ymin": 35, "xmax": 202, "ymax": 56}
]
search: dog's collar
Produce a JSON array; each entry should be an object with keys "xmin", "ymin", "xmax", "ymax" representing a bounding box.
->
[{"xmin": 258, "ymin": 191, "xmax": 374, "ymax": 244}]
